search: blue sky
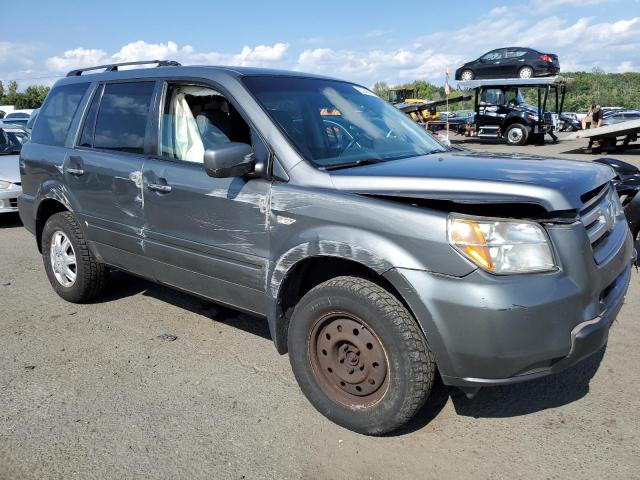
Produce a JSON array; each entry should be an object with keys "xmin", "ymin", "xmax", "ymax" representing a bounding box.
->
[{"xmin": 1, "ymin": 0, "xmax": 639, "ymax": 89}]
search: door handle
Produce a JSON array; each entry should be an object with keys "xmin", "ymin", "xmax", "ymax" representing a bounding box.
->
[
  {"xmin": 148, "ymin": 183, "xmax": 172, "ymax": 193},
  {"xmin": 65, "ymin": 155, "xmax": 84, "ymax": 175}
]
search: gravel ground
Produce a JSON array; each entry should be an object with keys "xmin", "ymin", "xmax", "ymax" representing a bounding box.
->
[{"xmin": 1, "ymin": 139, "xmax": 640, "ymax": 479}]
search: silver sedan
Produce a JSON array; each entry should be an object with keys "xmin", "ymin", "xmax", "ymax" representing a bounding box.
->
[{"xmin": 0, "ymin": 126, "xmax": 28, "ymax": 213}]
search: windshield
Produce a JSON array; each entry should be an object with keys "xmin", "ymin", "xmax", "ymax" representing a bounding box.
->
[
  {"xmin": 243, "ymin": 76, "xmax": 446, "ymax": 169},
  {"xmin": 0, "ymin": 128, "xmax": 28, "ymax": 154}
]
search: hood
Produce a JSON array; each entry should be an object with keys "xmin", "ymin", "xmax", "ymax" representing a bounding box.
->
[
  {"xmin": 330, "ymin": 151, "xmax": 615, "ymax": 212},
  {"xmin": 0, "ymin": 154, "xmax": 21, "ymax": 184}
]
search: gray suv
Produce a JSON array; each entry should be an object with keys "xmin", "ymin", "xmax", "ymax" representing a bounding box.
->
[{"xmin": 18, "ymin": 61, "xmax": 634, "ymax": 435}]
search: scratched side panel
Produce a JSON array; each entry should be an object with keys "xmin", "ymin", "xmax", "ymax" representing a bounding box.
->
[
  {"xmin": 142, "ymin": 158, "xmax": 271, "ymax": 298},
  {"xmin": 267, "ymin": 183, "xmax": 477, "ymax": 298}
]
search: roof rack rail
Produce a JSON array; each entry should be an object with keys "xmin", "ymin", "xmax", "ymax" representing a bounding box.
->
[{"xmin": 66, "ymin": 60, "xmax": 181, "ymax": 77}]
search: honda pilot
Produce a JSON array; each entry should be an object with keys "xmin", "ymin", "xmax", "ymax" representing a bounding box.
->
[{"xmin": 18, "ymin": 61, "xmax": 634, "ymax": 435}]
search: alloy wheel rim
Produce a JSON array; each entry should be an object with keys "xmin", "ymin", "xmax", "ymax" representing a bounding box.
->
[
  {"xmin": 308, "ymin": 312, "xmax": 389, "ymax": 408},
  {"xmin": 462, "ymin": 70, "xmax": 473, "ymax": 80},
  {"xmin": 520, "ymin": 68, "xmax": 532, "ymax": 78},
  {"xmin": 50, "ymin": 231, "xmax": 77, "ymax": 287}
]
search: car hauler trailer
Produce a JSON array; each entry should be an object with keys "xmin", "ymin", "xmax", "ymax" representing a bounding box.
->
[
  {"xmin": 456, "ymin": 75, "xmax": 573, "ymax": 146},
  {"xmin": 577, "ymin": 119, "xmax": 640, "ymax": 153}
]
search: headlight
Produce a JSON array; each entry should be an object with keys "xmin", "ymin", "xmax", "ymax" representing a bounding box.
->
[
  {"xmin": 0, "ymin": 180, "xmax": 11, "ymax": 189},
  {"xmin": 447, "ymin": 214, "xmax": 557, "ymax": 274}
]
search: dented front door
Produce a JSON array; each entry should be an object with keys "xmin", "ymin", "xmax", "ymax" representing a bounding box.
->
[{"xmin": 141, "ymin": 158, "xmax": 271, "ymax": 315}]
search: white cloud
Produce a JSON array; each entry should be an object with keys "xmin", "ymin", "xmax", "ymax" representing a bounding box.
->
[
  {"xmin": 45, "ymin": 48, "xmax": 109, "ymax": 72},
  {"xmin": 6, "ymin": 10, "xmax": 639, "ymax": 90},
  {"xmin": 44, "ymin": 41, "xmax": 290, "ymax": 75}
]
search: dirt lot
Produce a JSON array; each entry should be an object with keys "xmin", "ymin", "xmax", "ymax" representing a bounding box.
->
[{"xmin": 1, "ymin": 138, "xmax": 639, "ymax": 479}]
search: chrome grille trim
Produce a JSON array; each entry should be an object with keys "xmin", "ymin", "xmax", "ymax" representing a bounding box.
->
[{"xmin": 580, "ymin": 185, "xmax": 615, "ymax": 247}]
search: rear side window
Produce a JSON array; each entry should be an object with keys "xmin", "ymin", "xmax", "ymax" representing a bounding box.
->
[
  {"xmin": 92, "ymin": 82, "xmax": 155, "ymax": 154},
  {"xmin": 31, "ymin": 83, "xmax": 89, "ymax": 146}
]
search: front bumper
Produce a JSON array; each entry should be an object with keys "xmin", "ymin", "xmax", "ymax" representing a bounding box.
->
[
  {"xmin": 0, "ymin": 183, "xmax": 21, "ymax": 213},
  {"xmin": 384, "ymin": 219, "xmax": 634, "ymax": 387}
]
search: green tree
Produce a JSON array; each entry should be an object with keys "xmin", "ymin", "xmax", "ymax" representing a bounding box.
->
[
  {"xmin": 15, "ymin": 85, "xmax": 50, "ymax": 109},
  {"xmin": 372, "ymin": 81, "xmax": 389, "ymax": 100},
  {"xmin": 7, "ymin": 81, "xmax": 18, "ymax": 104},
  {"xmin": 0, "ymin": 80, "xmax": 5, "ymax": 103}
]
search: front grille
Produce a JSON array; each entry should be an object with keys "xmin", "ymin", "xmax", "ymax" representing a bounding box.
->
[
  {"xmin": 580, "ymin": 185, "xmax": 615, "ymax": 251},
  {"xmin": 9, "ymin": 198, "xmax": 17, "ymax": 208}
]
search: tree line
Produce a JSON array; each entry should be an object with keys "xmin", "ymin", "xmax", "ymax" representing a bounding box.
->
[
  {"xmin": 0, "ymin": 81, "xmax": 50, "ymax": 109},
  {"xmin": 373, "ymin": 69, "xmax": 640, "ymax": 113}
]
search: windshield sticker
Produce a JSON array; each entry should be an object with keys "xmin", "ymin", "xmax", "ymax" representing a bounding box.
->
[{"xmin": 353, "ymin": 86, "xmax": 377, "ymax": 97}]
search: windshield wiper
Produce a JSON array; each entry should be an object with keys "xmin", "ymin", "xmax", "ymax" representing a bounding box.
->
[{"xmin": 321, "ymin": 158, "xmax": 384, "ymax": 171}]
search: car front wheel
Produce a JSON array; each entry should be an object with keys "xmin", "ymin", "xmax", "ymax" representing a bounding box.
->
[
  {"xmin": 288, "ymin": 276, "xmax": 435, "ymax": 435},
  {"xmin": 505, "ymin": 123, "xmax": 529, "ymax": 146},
  {"xmin": 460, "ymin": 69, "xmax": 474, "ymax": 81}
]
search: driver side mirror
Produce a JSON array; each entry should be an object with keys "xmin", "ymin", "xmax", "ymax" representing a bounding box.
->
[{"xmin": 203, "ymin": 142, "xmax": 255, "ymax": 178}]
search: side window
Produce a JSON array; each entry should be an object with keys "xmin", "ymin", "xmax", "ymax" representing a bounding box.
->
[
  {"xmin": 159, "ymin": 84, "xmax": 252, "ymax": 163},
  {"xmin": 30, "ymin": 83, "xmax": 89, "ymax": 146},
  {"xmin": 93, "ymin": 82, "xmax": 155, "ymax": 154},
  {"xmin": 481, "ymin": 51, "xmax": 502, "ymax": 61},
  {"xmin": 505, "ymin": 50, "xmax": 527, "ymax": 58},
  {"xmin": 78, "ymin": 85, "xmax": 103, "ymax": 148},
  {"xmin": 480, "ymin": 88, "xmax": 504, "ymax": 105}
]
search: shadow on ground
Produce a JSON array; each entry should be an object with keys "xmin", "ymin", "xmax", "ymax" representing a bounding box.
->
[
  {"xmin": 393, "ymin": 349, "xmax": 605, "ymax": 436},
  {"xmin": 0, "ymin": 213, "xmax": 23, "ymax": 229},
  {"xmin": 103, "ymin": 271, "xmax": 271, "ymax": 341}
]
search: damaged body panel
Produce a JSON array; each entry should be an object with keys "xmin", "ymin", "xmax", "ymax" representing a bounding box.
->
[{"xmin": 18, "ymin": 63, "xmax": 636, "ymax": 435}]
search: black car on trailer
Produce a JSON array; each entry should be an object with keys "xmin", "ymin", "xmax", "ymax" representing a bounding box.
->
[{"xmin": 455, "ymin": 47, "xmax": 560, "ymax": 81}]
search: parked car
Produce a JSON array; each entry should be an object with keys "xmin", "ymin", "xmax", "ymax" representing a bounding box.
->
[
  {"xmin": 559, "ymin": 112, "xmax": 581, "ymax": 132},
  {"xmin": 25, "ymin": 108, "xmax": 40, "ymax": 133},
  {"xmin": 594, "ymin": 157, "xmax": 640, "ymax": 240},
  {"xmin": 602, "ymin": 110, "xmax": 640, "ymax": 126},
  {"xmin": 0, "ymin": 125, "xmax": 28, "ymax": 214},
  {"xmin": 455, "ymin": 47, "xmax": 560, "ymax": 81},
  {"xmin": 2, "ymin": 110, "xmax": 34, "ymax": 128},
  {"xmin": 19, "ymin": 61, "xmax": 634, "ymax": 435}
]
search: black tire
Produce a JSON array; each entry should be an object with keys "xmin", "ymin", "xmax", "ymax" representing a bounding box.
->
[
  {"xmin": 42, "ymin": 211, "xmax": 107, "ymax": 303},
  {"xmin": 460, "ymin": 69, "xmax": 474, "ymax": 81},
  {"xmin": 505, "ymin": 123, "xmax": 529, "ymax": 146},
  {"xmin": 518, "ymin": 66, "xmax": 534, "ymax": 79},
  {"xmin": 288, "ymin": 276, "xmax": 435, "ymax": 435}
]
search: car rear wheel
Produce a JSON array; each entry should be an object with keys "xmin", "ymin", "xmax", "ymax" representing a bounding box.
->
[
  {"xmin": 460, "ymin": 69, "xmax": 474, "ymax": 81},
  {"xmin": 287, "ymin": 276, "xmax": 435, "ymax": 435},
  {"xmin": 505, "ymin": 123, "xmax": 529, "ymax": 146},
  {"xmin": 42, "ymin": 211, "xmax": 107, "ymax": 303},
  {"xmin": 518, "ymin": 66, "xmax": 534, "ymax": 79}
]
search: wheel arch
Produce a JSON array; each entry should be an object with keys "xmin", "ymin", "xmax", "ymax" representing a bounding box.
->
[
  {"xmin": 270, "ymin": 255, "xmax": 419, "ymax": 355},
  {"xmin": 34, "ymin": 180, "xmax": 82, "ymax": 252},
  {"xmin": 35, "ymin": 198, "xmax": 70, "ymax": 253}
]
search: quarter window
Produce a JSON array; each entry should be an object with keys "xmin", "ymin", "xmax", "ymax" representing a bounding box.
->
[
  {"xmin": 30, "ymin": 83, "xmax": 89, "ymax": 146},
  {"xmin": 78, "ymin": 85, "xmax": 103, "ymax": 148},
  {"xmin": 93, "ymin": 82, "xmax": 155, "ymax": 154}
]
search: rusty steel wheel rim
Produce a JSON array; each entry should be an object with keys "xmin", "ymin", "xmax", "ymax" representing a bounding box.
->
[{"xmin": 308, "ymin": 312, "xmax": 389, "ymax": 407}]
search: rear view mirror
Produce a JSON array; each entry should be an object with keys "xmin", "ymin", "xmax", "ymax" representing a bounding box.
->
[{"xmin": 203, "ymin": 142, "xmax": 254, "ymax": 178}]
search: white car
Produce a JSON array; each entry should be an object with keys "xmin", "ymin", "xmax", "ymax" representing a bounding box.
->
[{"xmin": 0, "ymin": 126, "xmax": 27, "ymax": 213}]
